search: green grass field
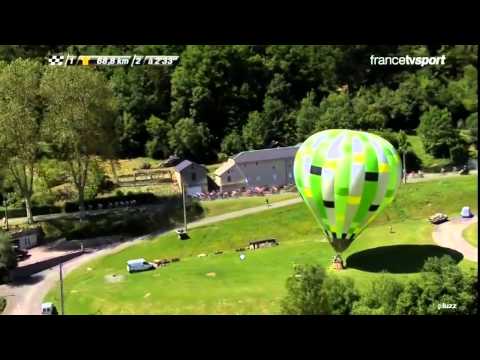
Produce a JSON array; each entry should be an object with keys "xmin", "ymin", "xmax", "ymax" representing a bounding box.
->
[
  {"xmin": 463, "ymin": 222, "xmax": 478, "ymax": 248},
  {"xmin": 200, "ymin": 192, "xmax": 299, "ymax": 217},
  {"xmin": 45, "ymin": 175, "xmax": 478, "ymax": 314}
]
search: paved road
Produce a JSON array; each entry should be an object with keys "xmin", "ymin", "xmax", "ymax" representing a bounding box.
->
[
  {"xmin": 0, "ymin": 197, "xmax": 301, "ymax": 315},
  {"xmin": 432, "ymin": 216, "xmax": 478, "ymax": 262}
]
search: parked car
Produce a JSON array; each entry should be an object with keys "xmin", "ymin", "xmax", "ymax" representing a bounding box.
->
[
  {"xmin": 41, "ymin": 302, "xmax": 58, "ymax": 315},
  {"xmin": 429, "ymin": 213, "xmax": 449, "ymax": 224},
  {"xmin": 126, "ymin": 258, "xmax": 155, "ymax": 273}
]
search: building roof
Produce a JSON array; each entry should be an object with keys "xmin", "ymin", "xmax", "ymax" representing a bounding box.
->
[
  {"xmin": 232, "ymin": 145, "xmax": 300, "ymax": 164},
  {"xmin": 174, "ymin": 160, "xmax": 208, "ymax": 173},
  {"xmin": 174, "ymin": 160, "xmax": 193, "ymax": 172},
  {"xmin": 214, "ymin": 159, "xmax": 236, "ymax": 176}
]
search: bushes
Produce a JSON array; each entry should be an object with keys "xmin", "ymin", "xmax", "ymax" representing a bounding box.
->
[
  {"xmin": 0, "ymin": 232, "xmax": 16, "ymax": 283},
  {"xmin": 281, "ymin": 265, "xmax": 329, "ymax": 315},
  {"xmin": 449, "ymin": 144, "xmax": 469, "ymax": 165},
  {"xmin": 38, "ymin": 197, "xmax": 204, "ymax": 241},
  {"xmin": 281, "ymin": 256, "xmax": 477, "ymax": 315},
  {"xmin": 3, "ymin": 205, "xmax": 63, "ymax": 219}
]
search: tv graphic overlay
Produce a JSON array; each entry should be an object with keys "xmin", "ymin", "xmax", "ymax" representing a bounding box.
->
[{"xmin": 46, "ymin": 54, "xmax": 180, "ymax": 67}]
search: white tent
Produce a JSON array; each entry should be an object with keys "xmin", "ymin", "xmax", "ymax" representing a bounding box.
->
[{"xmin": 461, "ymin": 206, "xmax": 473, "ymax": 218}]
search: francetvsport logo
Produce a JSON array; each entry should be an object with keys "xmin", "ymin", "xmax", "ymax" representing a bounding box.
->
[{"xmin": 370, "ymin": 54, "xmax": 446, "ymax": 67}]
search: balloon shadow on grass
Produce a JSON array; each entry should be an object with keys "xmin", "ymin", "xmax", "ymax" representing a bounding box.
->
[{"xmin": 346, "ymin": 245, "xmax": 464, "ymax": 274}]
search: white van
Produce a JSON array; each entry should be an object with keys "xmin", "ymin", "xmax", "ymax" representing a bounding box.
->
[
  {"xmin": 126, "ymin": 258, "xmax": 154, "ymax": 273},
  {"xmin": 41, "ymin": 302, "xmax": 58, "ymax": 315}
]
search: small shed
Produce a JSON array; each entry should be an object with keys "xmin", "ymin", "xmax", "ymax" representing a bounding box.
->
[
  {"xmin": 10, "ymin": 228, "xmax": 42, "ymax": 250},
  {"xmin": 249, "ymin": 239, "xmax": 278, "ymax": 250},
  {"xmin": 174, "ymin": 160, "xmax": 208, "ymax": 196}
]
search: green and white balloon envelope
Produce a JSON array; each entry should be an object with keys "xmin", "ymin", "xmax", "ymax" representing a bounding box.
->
[{"xmin": 294, "ymin": 129, "xmax": 402, "ymax": 254}]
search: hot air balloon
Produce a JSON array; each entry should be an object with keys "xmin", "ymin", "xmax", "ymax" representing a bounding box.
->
[{"xmin": 293, "ymin": 129, "xmax": 402, "ymax": 267}]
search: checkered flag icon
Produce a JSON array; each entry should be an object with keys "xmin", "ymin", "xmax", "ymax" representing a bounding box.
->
[{"xmin": 47, "ymin": 54, "xmax": 65, "ymax": 65}]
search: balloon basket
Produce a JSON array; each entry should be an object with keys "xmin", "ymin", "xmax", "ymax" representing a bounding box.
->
[{"xmin": 331, "ymin": 255, "xmax": 345, "ymax": 271}]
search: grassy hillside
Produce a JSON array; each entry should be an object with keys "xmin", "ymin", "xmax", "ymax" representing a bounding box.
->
[
  {"xmin": 408, "ymin": 135, "xmax": 451, "ymax": 171},
  {"xmin": 45, "ymin": 175, "xmax": 478, "ymax": 314}
]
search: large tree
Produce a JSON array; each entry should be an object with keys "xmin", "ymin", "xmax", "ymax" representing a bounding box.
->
[
  {"xmin": 417, "ymin": 106, "xmax": 458, "ymax": 158},
  {"xmin": 40, "ymin": 67, "xmax": 117, "ymax": 218},
  {"xmin": 0, "ymin": 231, "xmax": 16, "ymax": 283},
  {"xmin": 170, "ymin": 45, "xmax": 268, "ymax": 147},
  {"xmin": 281, "ymin": 265, "xmax": 329, "ymax": 315},
  {"xmin": 0, "ymin": 59, "xmax": 43, "ymax": 224},
  {"xmin": 280, "ymin": 264, "xmax": 360, "ymax": 315},
  {"xmin": 351, "ymin": 275, "xmax": 405, "ymax": 315},
  {"xmin": 295, "ymin": 91, "xmax": 321, "ymax": 142},
  {"xmin": 145, "ymin": 115, "xmax": 172, "ymax": 159},
  {"xmin": 167, "ymin": 118, "xmax": 212, "ymax": 161}
]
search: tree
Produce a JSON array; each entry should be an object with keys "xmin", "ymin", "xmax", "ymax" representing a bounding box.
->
[
  {"xmin": 351, "ymin": 274, "xmax": 404, "ymax": 315},
  {"xmin": 242, "ymin": 111, "xmax": 269, "ymax": 150},
  {"xmin": 262, "ymin": 96, "xmax": 297, "ymax": 147},
  {"xmin": 109, "ymin": 59, "xmax": 176, "ymax": 157},
  {"xmin": 40, "ymin": 67, "xmax": 117, "ymax": 219},
  {"xmin": 351, "ymin": 87, "xmax": 387, "ymax": 130},
  {"xmin": 296, "ymin": 91, "xmax": 321, "ymax": 142},
  {"xmin": 465, "ymin": 112, "xmax": 478, "ymax": 158},
  {"xmin": 316, "ymin": 92, "xmax": 353, "ymax": 131},
  {"xmin": 221, "ymin": 130, "xmax": 244, "ymax": 156},
  {"xmin": 167, "ymin": 118, "xmax": 212, "ymax": 161},
  {"xmin": 397, "ymin": 130, "xmax": 409, "ymax": 183},
  {"xmin": 396, "ymin": 256, "xmax": 477, "ymax": 315},
  {"xmin": 0, "ymin": 231, "xmax": 16, "ymax": 283},
  {"xmin": 280, "ymin": 265, "xmax": 329, "ymax": 315},
  {"xmin": 449, "ymin": 65, "xmax": 477, "ymax": 113},
  {"xmin": 265, "ymin": 45, "xmax": 343, "ymax": 97},
  {"xmin": 116, "ymin": 111, "xmax": 145, "ymax": 158},
  {"xmin": 145, "ymin": 115, "xmax": 172, "ymax": 159},
  {"xmin": 0, "ymin": 59, "xmax": 43, "ymax": 224},
  {"xmin": 320, "ymin": 275, "xmax": 360, "ymax": 315},
  {"xmin": 417, "ymin": 106, "xmax": 458, "ymax": 158},
  {"xmin": 170, "ymin": 45, "xmax": 268, "ymax": 148}
]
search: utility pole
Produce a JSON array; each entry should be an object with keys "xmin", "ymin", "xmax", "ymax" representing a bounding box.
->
[
  {"xmin": 59, "ymin": 263, "xmax": 65, "ymax": 315},
  {"xmin": 3, "ymin": 199, "xmax": 8, "ymax": 231},
  {"xmin": 182, "ymin": 178, "xmax": 187, "ymax": 232}
]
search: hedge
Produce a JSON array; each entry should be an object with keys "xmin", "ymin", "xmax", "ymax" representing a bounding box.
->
[
  {"xmin": 2, "ymin": 205, "xmax": 63, "ymax": 219},
  {"xmin": 2, "ymin": 193, "xmax": 183, "ymax": 219},
  {"xmin": 64, "ymin": 193, "xmax": 179, "ymax": 213},
  {"xmin": 38, "ymin": 200, "xmax": 203, "ymax": 241}
]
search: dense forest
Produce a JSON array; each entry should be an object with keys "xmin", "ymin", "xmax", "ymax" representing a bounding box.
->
[{"xmin": 0, "ymin": 45, "xmax": 477, "ymax": 165}]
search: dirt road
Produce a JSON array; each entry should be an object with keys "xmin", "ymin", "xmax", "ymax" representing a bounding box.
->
[
  {"xmin": 0, "ymin": 197, "xmax": 301, "ymax": 315},
  {"xmin": 432, "ymin": 216, "xmax": 477, "ymax": 262}
]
